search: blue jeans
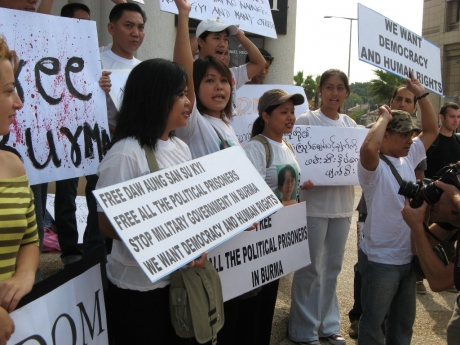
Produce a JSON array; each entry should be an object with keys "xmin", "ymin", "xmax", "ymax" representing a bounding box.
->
[
  {"xmin": 289, "ymin": 217, "xmax": 351, "ymax": 342},
  {"xmin": 358, "ymin": 249, "xmax": 415, "ymax": 345}
]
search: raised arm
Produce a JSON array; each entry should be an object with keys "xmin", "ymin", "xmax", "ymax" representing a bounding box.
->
[
  {"xmin": 405, "ymin": 71, "xmax": 438, "ymax": 150},
  {"xmin": 360, "ymin": 105, "xmax": 392, "ymax": 171},
  {"xmin": 174, "ymin": 0, "xmax": 195, "ymax": 110},
  {"xmin": 235, "ymin": 29, "xmax": 265, "ymax": 80},
  {"xmin": 37, "ymin": 0, "xmax": 54, "ymax": 14}
]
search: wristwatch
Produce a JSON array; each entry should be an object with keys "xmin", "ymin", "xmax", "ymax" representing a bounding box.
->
[{"xmin": 416, "ymin": 92, "xmax": 429, "ymax": 100}]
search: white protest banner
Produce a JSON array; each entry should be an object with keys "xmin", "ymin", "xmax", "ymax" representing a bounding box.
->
[
  {"xmin": 358, "ymin": 3, "xmax": 442, "ymax": 95},
  {"xmin": 107, "ymin": 69, "xmax": 131, "ymax": 111},
  {"xmin": 46, "ymin": 194, "xmax": 88, "ymax": 244},
  {"xmin": 0, "ymin": 9, "xmax": 109, "ymax": 185},
  {"xmin": 159, "ymin": 0, "xmax": 277, "ymax": 38},
  {"xmin": 232, "ymin": 84, "xmax": 309, "ymax": 145},
  {"xmin": 285, "ymin": 126, "xmax": 368, "ymax": 186},
  {"xmin": 94, "ymin": 146, "xmax": 283, "ymax": 283},
  {"xmin": 9, "ymin": 252, "xmax": 107, "ymax": 344},
  {"xmin": 208, "ymin": 202, "xmax": 309, "ymax": 301}
]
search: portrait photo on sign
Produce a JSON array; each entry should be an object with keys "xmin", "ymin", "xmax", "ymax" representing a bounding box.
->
[{"xmin": 275, "ymin": 164, "xmax": 299, "ymax": 206}]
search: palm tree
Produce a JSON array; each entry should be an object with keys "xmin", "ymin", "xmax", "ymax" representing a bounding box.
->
[
  {"xmin": 294, "ymin": 71, "xmax": 320, "ymax": 109},
  {"xmin": 369, "ymin": 70, "xmax": 405, "ymax": 104}
]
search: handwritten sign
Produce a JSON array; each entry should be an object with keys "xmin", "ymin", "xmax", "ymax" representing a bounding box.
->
[
  {"xmin": 10, "ymin": 252, "xmax": 107, "ymax": 344},
  {"xmin": 208, "ymin": 203, "xmax": 309, "ymax": 301},
  {"xmin": 232, "ymin": 84, "xmax": 309, "ymax": 145},
  {"xmin": 46, "ymin": 194, "xmax": 88, "ymax": 244},
  {"xmin": 358, "ymin": 3, "xmax": 442, "ymax": 95},
  {"xmin": 107, "ymin": 69, "xmax": 130, "ymax": 111},
  {"xmin": 159, "ymin": 0, "xmax": 277, "ymax": 38},
  {"xmin": 0, "ymin": 9, "xmax": 109, "ymax": 185},
  {"xmin": 94, "ymin": 146, "xmax": 282, "ymax": 283},
  {"xmin": 285, "ymin": 126, "xmax": 368, "ymax": 186}
]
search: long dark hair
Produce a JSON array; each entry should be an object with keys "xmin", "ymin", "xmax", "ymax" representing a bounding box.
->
[
  {"xmin": 193, "ymin": 56, "xmax": 233, "ymax": 121},
  {"xmin": 318, "ymin": 69, "xmax": 350, "ymax": 112},
  {"xmin": 112, "ymin": 58, "xmax": 188, "ymax": 149},
  {"xmin": 251, "ymin": 104, "xmax": 278, "ymax": 137}
]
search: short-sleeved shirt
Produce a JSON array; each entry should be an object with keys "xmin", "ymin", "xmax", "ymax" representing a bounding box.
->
[
  {"xmin": 96, "ymin": 136, "xmax": 191, "ymax": 291},
  {"xmin": 358, "ymin": 138, "xmax": 426, "ymax": 265}
]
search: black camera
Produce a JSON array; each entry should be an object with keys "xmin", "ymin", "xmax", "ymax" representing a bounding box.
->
[{"xmin": 398, "ymin": 164, "xmax": 460, "ymax": 208}]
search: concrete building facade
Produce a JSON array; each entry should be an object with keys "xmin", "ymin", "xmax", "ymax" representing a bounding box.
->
[
  {"xmin": 44, "ymin": 0, "xmax": 298, "ymax": 85},
  {"xmin": 422, "ymin": 0, "xmax": 460, "ymax": 110}
]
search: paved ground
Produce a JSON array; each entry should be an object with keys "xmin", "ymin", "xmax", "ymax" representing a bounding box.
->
[{"xmin": 39, "ymin": 186, "xmax": 457, "ymax": 345}]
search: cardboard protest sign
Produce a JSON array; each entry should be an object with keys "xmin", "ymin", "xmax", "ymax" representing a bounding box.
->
[
  {"xmin": 285, "ymin": 126, "xmax": 368, "ymax": 186},
  {"xmin": 358, "ymin": 3, "xmax": 442, "ymax": 95},
  {"xmin": 46, "ymin": 193, "xmax": 88, "ymax": 244},
  {"xmin": 159, "ymin": 0, "xmax": 277, "ymax": 38},
  {"xmin": 94, "ymin": 146, "xmax": 283, "ymax": 283},
  {"xmin": 10, "ymin": 250, "xmax": 107, "ymax": 344},
  {"xmin": 107, "ymin": 69, "xmax": 131, "ymax": 111},
  {"xmin": 232, "ymin": 85, "xmax": 308, "ymax": 145},
  {"xmin": 208, "ymin": 202, "xmax": 309, "ymax": 301},
  {"xmin": 0, "ymin": 9, "xmax": 109, "ymax": 185}
]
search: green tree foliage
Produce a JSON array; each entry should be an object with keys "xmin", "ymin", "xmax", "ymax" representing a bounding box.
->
[
  {"xmin": 294, "ymin": 71, "xmax": 320, "ymax": 109},
  {"xmin": 350, "ymin": 82, "xmax": 371, "ymax": 103},
  {"xmin": 369, "ymin": 70, "xmax": 405, "ymax": 104},
  {"xmin": 347, "ymin": 92, "xmax": 363, "ymax": 108}
]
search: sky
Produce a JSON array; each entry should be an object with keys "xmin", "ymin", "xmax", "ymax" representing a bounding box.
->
[{"xmin": 294, "ymin": 0, "xmax": 424, "ymax": 84}]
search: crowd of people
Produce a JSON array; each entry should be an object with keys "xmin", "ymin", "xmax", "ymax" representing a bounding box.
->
[{"xmin": 0, "ymin": 1, "xmax": 459, "ymax": 345}]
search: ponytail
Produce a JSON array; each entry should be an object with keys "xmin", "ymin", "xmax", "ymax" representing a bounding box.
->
[{"xmin": 251, "ymin": 117, "xmax": 265, "ymax": 138}]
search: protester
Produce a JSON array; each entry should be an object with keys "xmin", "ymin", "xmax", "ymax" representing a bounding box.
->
[
  {"xmin": 244, "ymin": 88, "xmax": 304, "ymax": 344},
  {"xmin": 357, "ymin": 70, "xmax": 437, "ymax": 345},
  {"xmin": 96, "ymin": 58, "xmax": 207, "ymax": 344},
  {"xmin": 245, "ymin": 48, "xmax": 274, "ymax": 85},
  {"xmin": 401, "ymin": 177, "xmax": 460, "ymax": 345},
  {"xmin": 0, "ymin": 35, "xmax": 40, "ymax": 344},
  {"xmin": 288, "ymin": 69, "xmax": 355, "ymax": 345}
]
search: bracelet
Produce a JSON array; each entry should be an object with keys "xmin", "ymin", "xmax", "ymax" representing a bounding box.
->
[{"xmin": 416, "ymin": 92, "xmax": 429, "ymax": 100}]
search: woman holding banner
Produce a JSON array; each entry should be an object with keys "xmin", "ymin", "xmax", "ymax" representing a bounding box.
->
[
  {"xmin": 0, "ymin": 36, "xmax": 40, "ymax": 343},
  {"xmin": 243, "ymin": 88, "xmax": 304, "ymax": 344},
  {"xmin": 96, "ymin": 58, "xmax": 208, "ymax": 345},
  {"xmin": 289, "ymin": 69, "xmax": 356, "ymax": 345}
]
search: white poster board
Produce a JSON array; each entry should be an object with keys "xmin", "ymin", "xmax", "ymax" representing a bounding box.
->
[
  {"xmin": 0, "ymin": 9, "xmax": 109, "ymax": 185},
  {"xmin": 358, "ymin": 3, "xmax": 443, "ymax": 95},
  {"xmin": 285, "ymin": 126, "xmax": 368, "ymax": 186},
  {"xmin": 94, "ymin": 146, "xmax": 283, "ymax": 283},
  {"xmin": 159, "ymin": 0, "xmax": 277, "ymax": 39},
  {"xmin": 46, "ymin": 194, "xmax": 88, "ymax": 244},
  {"xmin": 209, "ymin": 202, "xmax": 310, "ymax": 301},
  {"xmin": 232, "ymin": 85, "xmax": 309, "ymax": 145},
  {"xmin": 9, "ymin": 259, "xmax": 107, "ymax": 344},
  {"xmin": 107, "ymin": 69, "xmax": 131, "ymax": 111}
]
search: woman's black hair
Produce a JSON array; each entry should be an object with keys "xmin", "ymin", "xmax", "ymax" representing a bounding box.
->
[
  {"xmin": 251, "ymin": 104, "xmax": 279, "ymax": 137},
  {"xmin": 278, "ymin": 164, "xmax": 296, "ymax": 188},
  {"xmin": 193, "ymin": 56, "xmax": 233, "ymax": 121},
  {"xmin": 111, "ymin": 58, "xmax": 187, "ymax": 149}
]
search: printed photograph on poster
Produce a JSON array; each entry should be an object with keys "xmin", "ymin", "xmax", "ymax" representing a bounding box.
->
[
  {"xmin": 357, "ymin": 3, "xmax": 442, "ymax": 95},
  {"xmin": 285, "ymin": 125, "xmax": 368, "ymax": 186},
  {"xmin": 94, "ymin": 146, "xmax": 283, "ymax": 284},
  {"xmin": 158, "ymin": 0, "xmax": 277, "ymax": 38},
  {"xmin": 0, "ymin": 8, "xmax": 109, "ymax": 185},
  {"xmin": 208, "ymin": 203, "xmax": 310, "ymax": 301}
]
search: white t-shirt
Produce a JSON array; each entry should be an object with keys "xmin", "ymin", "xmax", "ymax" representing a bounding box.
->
[
  {"xmin": 230, "ymin": 65, "xmax": 250, "ymax": 115},
  {"xmin": 175, "ymin": 101, "xmax": 240, "ymax": 159},
  {"xmin": 358, "ymin": 138, "xmax": 426, "ymax": 265},
  {"xmin": 295, "ymin": 109, "xmax": 357, "ymax": 217},
  {"xmin": 244, "ymin": 136, "xmax": 300, "ymax": 205},
  {"xmin": 96, "ymin": 136, "xmax": 192, "ymax": 291},
  {"xmin": 99, "ymin": 44, "xmax": 142, "ymax": 127}
]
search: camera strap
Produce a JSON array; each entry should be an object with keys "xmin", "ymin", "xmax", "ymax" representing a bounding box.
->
[{"xmin": 378, "ymin": 152, "xmax": 403, "ymax": 185}]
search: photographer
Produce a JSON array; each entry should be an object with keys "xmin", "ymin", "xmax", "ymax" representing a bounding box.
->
[{"xmin": 402, "ymin": 177, "xmax": 460, "ymax": 344}]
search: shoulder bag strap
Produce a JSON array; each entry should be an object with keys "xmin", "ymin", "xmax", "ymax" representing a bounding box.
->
[
  {"xmin": 212, "ymin": 126, "xmax": 230, "ymax": 150},
  {"xmin": 249, "ymin": 135, "xmax": 273, "ymax": 168},
  {"xmin": 143, "ymin": 144, "xmax": 160, "ymax": 173},
  {"xmin": 378, "ymin": 152, "xmax": 403, "ymax": 185}
]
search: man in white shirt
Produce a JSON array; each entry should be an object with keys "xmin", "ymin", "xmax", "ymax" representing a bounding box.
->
[{"xmin": 358, "ymin": 72, "xmax": 438, "ymax": 345}]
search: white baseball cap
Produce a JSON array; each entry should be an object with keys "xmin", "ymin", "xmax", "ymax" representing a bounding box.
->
[{"xmin": 196, "ymin": 19, "xmax": 238, "ymax": 38}]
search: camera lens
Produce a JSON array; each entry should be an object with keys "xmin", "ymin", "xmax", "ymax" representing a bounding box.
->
[
  {"xmin": 398, "ymin": 180, "xmax": 420, "ymax": 199},
  {"xmin": 422, "ymin": 182, "xmax": 444, "ymax": 205}
]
